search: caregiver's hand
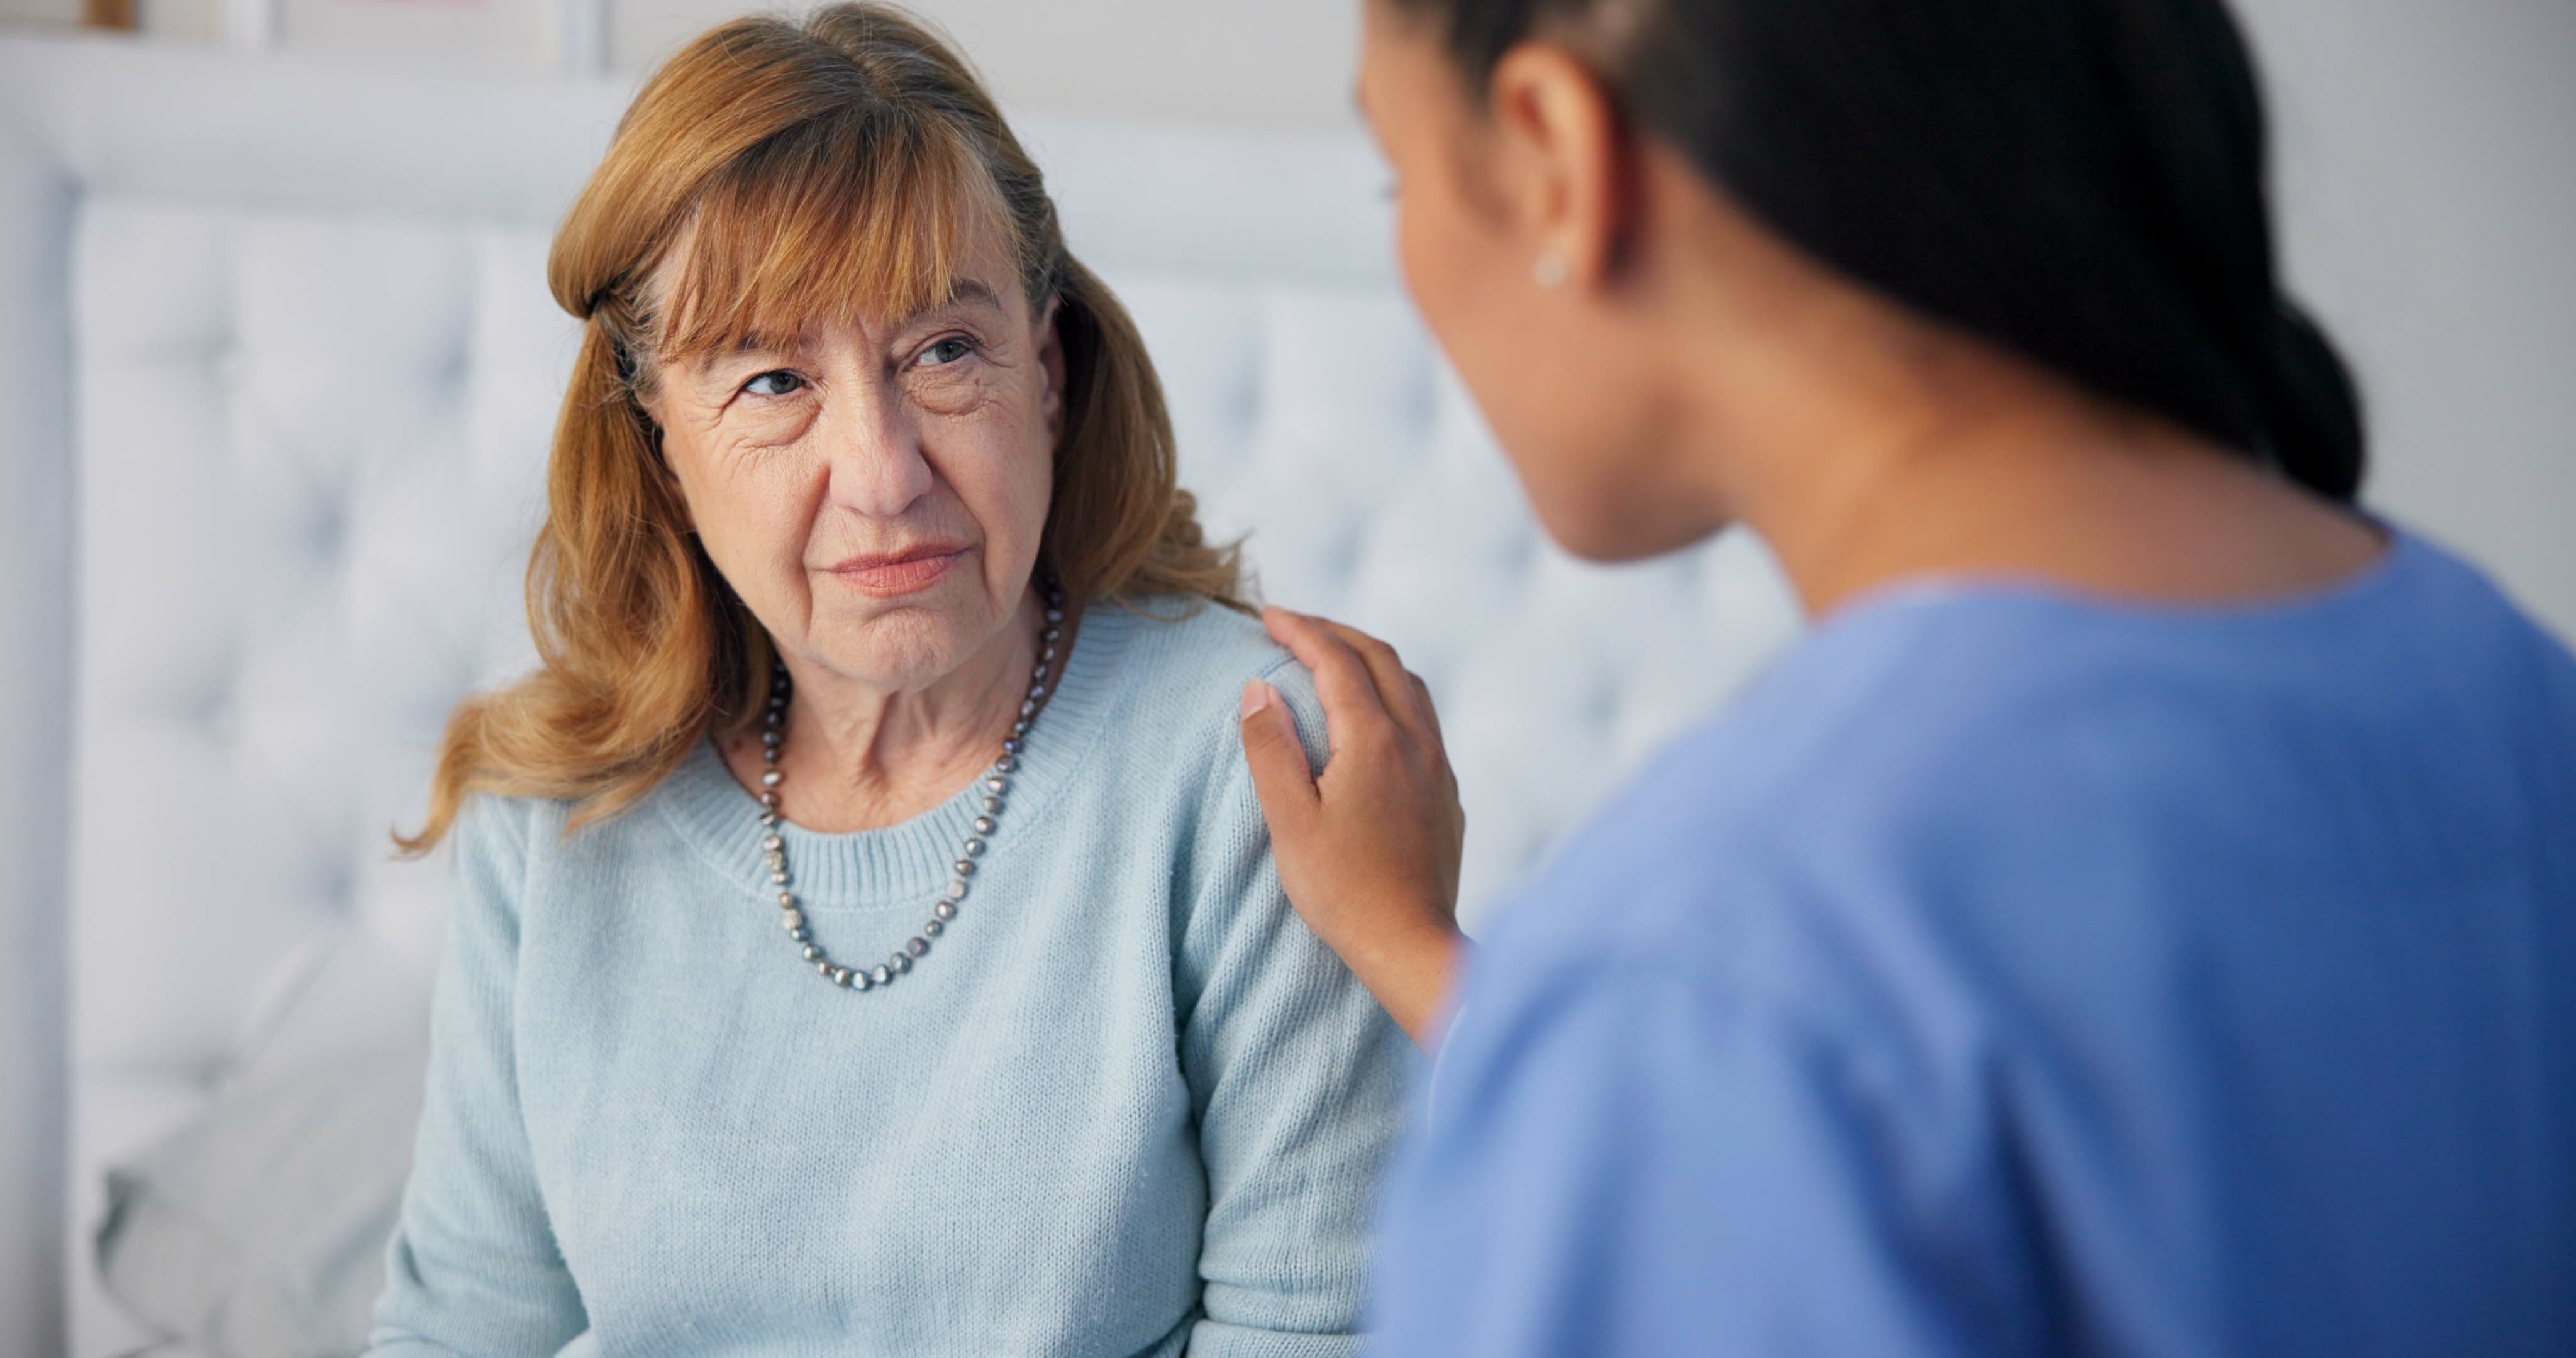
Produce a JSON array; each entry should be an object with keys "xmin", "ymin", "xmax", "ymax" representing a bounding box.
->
[{"xmin": 1241, "ymin": 607, "xmax": 1467, "ymax": 1050}]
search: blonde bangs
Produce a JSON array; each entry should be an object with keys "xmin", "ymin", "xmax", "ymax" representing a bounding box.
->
[{"xmin": 656, "ymin": 115, "xmax": 1017, "ymax": 371}]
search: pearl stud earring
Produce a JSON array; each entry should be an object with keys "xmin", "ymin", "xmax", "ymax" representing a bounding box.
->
[{"xmin": 1533, "ymin": 254, "xmax": 1569, "ymax": 289}]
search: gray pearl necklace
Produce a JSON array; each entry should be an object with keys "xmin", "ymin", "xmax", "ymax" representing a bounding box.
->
[{"xmin": 757, "ymin": 585, "xmax": 1066, "ymax": 992}]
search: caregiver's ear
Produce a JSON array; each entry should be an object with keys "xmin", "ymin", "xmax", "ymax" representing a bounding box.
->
[
  {"xmin": 1036, "ymin": 291, "xmax": 1067, "ymax": 438},
  {"xmin": 1484, "ymin": 41, "xmax": 1633, "ymax": 290}
]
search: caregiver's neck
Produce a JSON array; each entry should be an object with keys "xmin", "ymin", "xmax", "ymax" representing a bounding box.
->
[{"xmin": 1623, "ymin": 153, "xmax": 2384, "ymax": 621}]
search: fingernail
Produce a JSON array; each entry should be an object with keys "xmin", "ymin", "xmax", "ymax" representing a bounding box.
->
[{"xmin": 1240, "ymin": 680, "xmax": 1273, "ymax": 717}]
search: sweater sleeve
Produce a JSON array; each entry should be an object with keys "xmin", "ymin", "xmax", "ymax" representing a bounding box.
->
[
  {"xmin": 1174, "ymin": 658, "xmax": 1416, "ymax": 1357},
  {"xmin": 366, "ymin": 793, "xmax": 590, "ymax": 1356}
]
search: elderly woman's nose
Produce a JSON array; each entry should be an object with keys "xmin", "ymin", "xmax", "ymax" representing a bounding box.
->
[{"xmin": 816, "ymin": 390, "xmax": 938, "ymax": 517}]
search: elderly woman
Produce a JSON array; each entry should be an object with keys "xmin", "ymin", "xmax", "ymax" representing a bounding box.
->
[{"xmin": 367, "ymin": 6, "xmax": 1406, "ymax": 1354}]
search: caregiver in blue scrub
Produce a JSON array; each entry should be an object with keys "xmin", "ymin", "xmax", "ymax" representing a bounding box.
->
[{"xmin": 1236, "ymin": 0, "xmax": 2576, "ymax": 1352}]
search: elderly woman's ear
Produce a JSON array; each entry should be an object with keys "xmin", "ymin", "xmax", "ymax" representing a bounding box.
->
[
  {"xmin": 1038, "ymin": 292, "xmax": 1069, "ymax": 442},
  {"xmin": 628, "ymin": 386, "xmax": 698, "ymax": 533}
]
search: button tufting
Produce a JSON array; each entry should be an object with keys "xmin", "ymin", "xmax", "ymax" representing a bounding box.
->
[
  {"xmin": 191, "ymin": 665, "xmax": 240, "ymax": 743},
  {"xmin": 303, "ymin": 497, "xmax": 347, "ymax": 563},
  {"xmin": 1227, "ymin": 375, "xmax": 1262, "ymax": 433}
]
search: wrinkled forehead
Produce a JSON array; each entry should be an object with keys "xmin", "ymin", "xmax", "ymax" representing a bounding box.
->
[{"xmin": 643, "ymin": 124, "xmax": 1024, "ymax": 372}]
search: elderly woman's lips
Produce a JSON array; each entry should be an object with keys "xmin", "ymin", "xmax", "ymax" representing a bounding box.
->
[{"xmin": 827, "ymin": 548, "xmax": 967, "ymax": 596}]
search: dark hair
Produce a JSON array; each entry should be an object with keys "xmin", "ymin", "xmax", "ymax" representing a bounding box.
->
[{"xmin": 1388, "ymin": 0, "xmax": 2367, "ymax": 500}]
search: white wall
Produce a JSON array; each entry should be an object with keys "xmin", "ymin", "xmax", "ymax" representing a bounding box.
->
[
  {"xmin": 0, "ymin": 0, "xmax": 1367, "ymax": 130},
  {"xmin": 615, "ymin": 0, "xmax": 1363, "ymax": 130}
]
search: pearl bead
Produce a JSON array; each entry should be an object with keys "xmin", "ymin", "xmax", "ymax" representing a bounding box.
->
[
  {"xmin": 892, "ymin": 954, "xmax": 913, "ymax": 973},
  {"xmin": 763, "ymin": 834, "xmax": 783, "ymax": 851},
  {"xmin": 802, "ymin": 944, "xmax": 823, "ymax": 963},
  {"xmin": 789, "ymin": 926, "xmax": 810, "ymax": 942},
  {"xmin": 782, "ymin": 908, "xmax": 805, "ymax": 930},
  {"xmin": 871, "ymin": 966, "xmax": 892, "ymax": 985},
  {"xmin": 760, "ymin": 770, "xmax": 783, "ymax": 787},
  {"xmin": 833, "ymin": 968, "xmax": 853, "ymax": 987},
  {"xmin": 973, "ymin": 816, "xmax": 996, "ymax": 835},
  {"xmin": 983, "ymin": 796, "xmax": 1004, "ymax": 814},
  {"xmin": 933, "ymin": 900, "xmax": 957, "ymax": 920},
  {"xmin": 963, "ymin": 839, "xmax": 986, "ymax": 857},
  {"xmin": 985, "ymin": 776, "xmax": 1009, "ymax": 794},
  {"xmin": 924, "ymin": 920, "xmax": 944, "ymax": 937},
  {"xmin": 906, "ymin": 937, "xmax": 929, "ymax": 958},
  {"xmin": 948, "ymin": 879, "xmax": 970, "ymax": 900}
]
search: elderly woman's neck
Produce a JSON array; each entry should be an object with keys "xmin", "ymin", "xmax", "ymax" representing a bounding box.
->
[{"xmin": 721, "ymin": 592, "xmax": 1070, "ymax": 835}]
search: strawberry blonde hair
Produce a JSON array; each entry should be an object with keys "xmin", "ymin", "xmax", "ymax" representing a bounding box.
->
[{"xmin": 399, "ymin": 2, "xmax": 1241, "ymax": 854}]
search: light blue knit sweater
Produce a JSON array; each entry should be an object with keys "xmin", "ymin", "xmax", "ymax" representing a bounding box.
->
[{"xmin": 366, "ymin": 594, "xmax": 1412, "ymax": 1357}]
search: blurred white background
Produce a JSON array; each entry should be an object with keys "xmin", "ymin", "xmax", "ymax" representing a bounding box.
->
[
  {"xmin": 0, "ymin": 0, "xmax": 1362, "ymax": 128},
  {"xmin": 5, "ymin": 0, "xmax": 2567, "ymax": 630}
]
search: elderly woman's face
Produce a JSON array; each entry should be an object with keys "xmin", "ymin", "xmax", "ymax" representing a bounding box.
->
[{"xmin": 643, "ymin": 233, "xmax": 1064, "ymax": 692}]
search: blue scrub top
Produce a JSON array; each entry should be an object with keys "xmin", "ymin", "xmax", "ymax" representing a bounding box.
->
[{"xmin": 1365, "ymin": 525, "xmax": 2576, "ymax": 1357}]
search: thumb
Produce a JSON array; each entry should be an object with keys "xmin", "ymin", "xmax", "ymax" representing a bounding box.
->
[{"xmin": 1239, "ymin": 680, "xmax": 1319, "ymax": 834}]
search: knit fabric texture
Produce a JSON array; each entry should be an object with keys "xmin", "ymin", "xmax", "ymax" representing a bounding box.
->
[{"xmin": 365, "ymin": 594, "xmax": 1412, "ymax": 1357}]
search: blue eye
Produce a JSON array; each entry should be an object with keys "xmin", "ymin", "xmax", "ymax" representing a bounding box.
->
[
  {"xmin": 920, "ymin": 337, "xmax": 975, "ymax": 368},
  {"xmin": 743, "ymin": 370, "xmax": 803, "ymax": 397}
]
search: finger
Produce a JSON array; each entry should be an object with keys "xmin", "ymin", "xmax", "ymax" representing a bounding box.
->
[
  {"xmin": 1312, "ymin": 617, "xmax": 1438, "ymax": 742},
  {"xmin": 1238, "ymin": 679, "xmax": 1320, "ymax": 833},
  {"xmin": 1267, "ymin": 607, "xmax": 1409, "ymax": 719},
  {"xmin": 1261, "ymin": 607, "xmax": 1400, "ymax": 753},
  {"xmin": 1407, "ymin": 671, "xmax": 1448, "ymax": 748}
]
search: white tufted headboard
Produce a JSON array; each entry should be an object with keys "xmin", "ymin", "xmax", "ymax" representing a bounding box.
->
[{"xmin": 0, "ymin": 30, "xmax": 1802, "ymax": 1358}]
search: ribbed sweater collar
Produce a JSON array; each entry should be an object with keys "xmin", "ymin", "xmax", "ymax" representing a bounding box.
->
[{"xmin": 654, "ymin": 602, "xmax": 1136, "ymax": 914}]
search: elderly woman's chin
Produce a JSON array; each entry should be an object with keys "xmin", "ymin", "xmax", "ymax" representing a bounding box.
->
[{"xmin": 801, "ymin": 554, "xmax": 1033, "ymax": 690}]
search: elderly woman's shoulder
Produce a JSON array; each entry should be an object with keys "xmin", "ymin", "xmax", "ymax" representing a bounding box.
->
[
  {"xmin": 441, "ymin": 784, "xmax": 586, "ymax": 868},
  {"xmin": 1092, "ymin": 592, "xmax": 1323, "ymax": 737}
]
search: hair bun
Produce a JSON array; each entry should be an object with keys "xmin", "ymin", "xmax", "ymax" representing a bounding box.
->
[{"xmin": 2254, "ymin": 301, "xmax": 2368, "ymax": 502}]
